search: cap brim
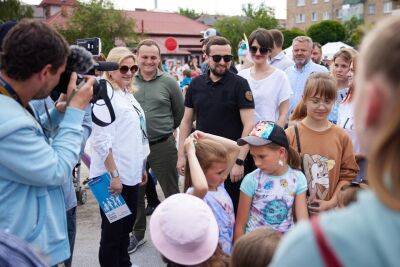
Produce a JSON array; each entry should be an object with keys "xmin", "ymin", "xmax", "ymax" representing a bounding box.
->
[
  {"xmin": 237, "ymin": 136, "xmax": 272, "ymax": 146},
  {"xmin": 149, "ymin": 196, "xmax": 219, "ymax": 266}
]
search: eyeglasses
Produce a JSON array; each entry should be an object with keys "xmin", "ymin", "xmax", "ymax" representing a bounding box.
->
[
  {"xmin": 249, "ymin": 46, "xmax": 270, "ymax": 55},
  {"xmin": 119, "ymin": 65, "xmax": 138, "ymax": 74},
  {"xmin": 210, "ymin": 55, "xmax": 232, "ymax": 63}
]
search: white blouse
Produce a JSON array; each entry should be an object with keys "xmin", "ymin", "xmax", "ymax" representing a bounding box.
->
[{"xmin": 89, "ymin": 85, "xmax": 150, "ymax": 186}]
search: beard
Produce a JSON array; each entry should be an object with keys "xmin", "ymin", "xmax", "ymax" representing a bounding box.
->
[
  {"xmin": 294, "ymin": 57, "xmax": 309, "ymax": 67},
  {"xmin": 210, "ymin": 64, "xmax": 228, "ymax": 77}
]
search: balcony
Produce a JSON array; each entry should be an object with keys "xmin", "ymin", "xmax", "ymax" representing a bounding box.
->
[{"xmin": 343, "ymin": 0, "xmax": 365, "ymax": 4}]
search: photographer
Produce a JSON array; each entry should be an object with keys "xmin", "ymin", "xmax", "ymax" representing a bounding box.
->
[{"xmin": 0, "ymin": 19, "xmax": 94, "ymax": 266}]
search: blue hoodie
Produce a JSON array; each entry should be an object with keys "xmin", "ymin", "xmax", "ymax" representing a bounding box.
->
[{"xmin": 0, "ymin": 95, "xmax": 85, "ymax": 266}]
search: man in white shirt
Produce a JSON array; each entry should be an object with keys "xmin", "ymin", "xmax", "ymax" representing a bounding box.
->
[{"xmin": 269, "ymin": 29, "xmax": 294, "ymax": 71}]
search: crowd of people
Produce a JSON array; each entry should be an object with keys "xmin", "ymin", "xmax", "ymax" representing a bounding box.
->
[{"xmin": 0, "ymin": 15, "xmax": 399, "ymax": 267}]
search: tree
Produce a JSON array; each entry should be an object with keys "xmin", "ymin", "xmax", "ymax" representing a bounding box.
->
[
  {"xmin": 214, "ymin": 3, "xmax": 278, "ymax": 59},
  {"xmin": 306, "ymin": 20, "xmax": 346, "ymax": 45},
  {"xmin": 0, "ymin": 0, "xmax": 33, "ymax": 23},
  {"xmin": 343, "ymin": 16, "xmax": 364, "ymax": 47},
  {"xmin": 57, "ymin": 0, "xmax": 136, "ymax": 55},
  {"xmin": 281, "ymin": 28, "xmax": 306, "ymax": 49},
  {"xmin": 178, "ymin": 7, "xmax": 201, "ymax": 20}
]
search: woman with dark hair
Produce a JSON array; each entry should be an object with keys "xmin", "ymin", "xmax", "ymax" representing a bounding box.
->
[{"xmin": 238, "ymin": 28, "xmax": 292, "ymax": 127}]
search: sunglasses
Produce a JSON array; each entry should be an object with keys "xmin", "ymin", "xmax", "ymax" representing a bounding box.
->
[
  {"xmin": 119, "ymin": 65, "xmax": 138, "ymax": 74},
  {"xmin": 210, "ymin": 55, "xmax": 232, "ymax": 63},
  {"xmin": 249, "ymin": 46, "xmax": 270, "ymax": 55}
]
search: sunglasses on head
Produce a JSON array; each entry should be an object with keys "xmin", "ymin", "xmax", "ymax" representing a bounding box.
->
[
  {"xmin": 119, "ymin": 65, "xmax": 138, "ymax": 74},
  {"xmin": 210, "ymin": 54, "xmax": 232, "ymax": 63},
  {"xmin": 249, "ymin": 46, "xmax": 270, "ymax": 55}
]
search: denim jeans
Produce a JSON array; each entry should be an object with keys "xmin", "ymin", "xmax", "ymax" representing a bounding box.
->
[{"xmin": 64, "ymin": 206, "xmax": 77, "ymax": 267}]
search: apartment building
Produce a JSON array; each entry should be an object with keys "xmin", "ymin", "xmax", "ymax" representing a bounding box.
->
[{"xmin": 287, "ymin": 0, "xmax": 400, "ymax": 30}]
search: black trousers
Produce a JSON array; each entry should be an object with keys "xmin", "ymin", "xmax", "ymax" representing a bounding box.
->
[
  {"xmin": 145, "ymin": 170, "xmax": 161, "ymax": 207},
  {"xmin": 224, "ymin": 154, "xmax": 256, "ymax": 215},
  {"xmin": 99, "ymin": 184, "xmax": 139, "ymax": 267}
]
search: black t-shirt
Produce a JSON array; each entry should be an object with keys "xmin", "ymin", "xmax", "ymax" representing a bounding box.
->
[{"xmin": 185, "ymin": 71, "xmax": 254, "ymax": 141}]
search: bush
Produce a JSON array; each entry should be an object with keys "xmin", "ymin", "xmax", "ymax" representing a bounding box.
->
[{"xmin": 306, "ymin": 20, "xmax": 346, "ymax": 45}]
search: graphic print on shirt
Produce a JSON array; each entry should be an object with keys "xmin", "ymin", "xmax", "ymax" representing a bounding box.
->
[
  {"xmin": 303, "ymin": 154, "xmax": 335, "ymax": 201},
  {"xmin": 263, "ymin": 198, "xmax": 289, "ymax": 225}
]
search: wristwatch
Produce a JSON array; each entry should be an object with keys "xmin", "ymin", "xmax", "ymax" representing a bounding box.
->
[
  {"xmin": 235, "ymin": 158, "xmax": 244, "ymax": 166},
  {"xmin": 110, "ymin": 169, "xmax": 120, "ymax": 179}
]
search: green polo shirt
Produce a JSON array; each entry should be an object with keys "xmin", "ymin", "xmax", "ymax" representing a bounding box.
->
[{"xmin": 134, "ymin": 70, "xmax": 184, "ymax": 142}]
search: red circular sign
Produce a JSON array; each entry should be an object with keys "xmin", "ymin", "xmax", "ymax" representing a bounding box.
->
[{"xmin": 165, "ymin": 37, "xmax": 178, "ymax": 51}]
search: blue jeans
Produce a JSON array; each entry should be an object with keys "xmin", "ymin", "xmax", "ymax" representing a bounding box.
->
[{"xmin": 64, "ymin": 206, "xmax": 77, "ymax": 267}]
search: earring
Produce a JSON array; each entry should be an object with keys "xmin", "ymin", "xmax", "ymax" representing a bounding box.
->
[{"xmin": 278, "ymin": 160, "xmax": 284, "ymax": 166}]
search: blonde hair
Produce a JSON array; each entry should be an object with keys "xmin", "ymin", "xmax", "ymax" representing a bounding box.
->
[
  {"xmin": 360, "ymin": 17, "xmax": 400, "ymax": 211},
  {"xmin": 184, "ymin": 139, "xmax": 228, "ymax": 191},
  {"xmin": 104, "ymin": 46, "xmax": 138, "ymax": 93},
  {"xmin": 231, "ymin": 227, "xmax": 281, "ymax": 267},
  {"xmin": 291, "ymin": 73, "xmax": 337, "ymax": 121}
]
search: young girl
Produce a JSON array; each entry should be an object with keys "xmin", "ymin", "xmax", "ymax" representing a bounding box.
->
[
  {"xmin": 287, "ymin": 73, "xmax": 359, "ymax": 214},
  {"xmin": 234, "ymin": 121, "xmax": 308, "ymax": 240},
  {"xmin": 238, "ymin": 28, "xmax": 292, "ymax": 127},
  {"xmin": 184, "ymin": 131, "xmax": 240, "ymax": 255},
  {"xmin": 328, "ymin": 49, "xmax": 353, "ymax": 124}
]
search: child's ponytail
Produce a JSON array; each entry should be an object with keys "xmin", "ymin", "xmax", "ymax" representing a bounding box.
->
[
  {"xmin": 287, "ymin": 146, "xmax": 302, "ymax": 171},
  {"xmin": 290, "ymin": 99, "xmax": 307, "ymax": 121}
]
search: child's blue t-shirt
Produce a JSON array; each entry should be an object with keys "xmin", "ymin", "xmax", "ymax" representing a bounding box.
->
[
  {"xmin": 240, "ymin": 167, "xmax": 307, "ymax": 233},
  {"xmin": 187, "ymin": 185, "xmax": 235, "ymax": 255}
]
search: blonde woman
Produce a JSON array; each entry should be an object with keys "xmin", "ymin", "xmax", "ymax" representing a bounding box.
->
[
  {"xmin": 89, "ymin": 47, "xmax": 149, "ymax": 267},
  {"xmin": 271, "ymin": 16, "xmax": 400, "ymax": 267}
]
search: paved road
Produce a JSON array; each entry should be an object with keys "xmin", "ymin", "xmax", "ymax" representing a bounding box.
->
[{"xmin": 72, "ymin": 166, "xmax": 165, "ymax": 267}]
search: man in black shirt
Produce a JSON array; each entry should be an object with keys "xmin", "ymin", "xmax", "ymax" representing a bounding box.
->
[{"xmin": 178, "ymin": 36, "xmax": 255, "ymax": 213}]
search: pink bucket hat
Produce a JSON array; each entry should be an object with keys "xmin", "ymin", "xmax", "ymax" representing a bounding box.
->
[{"xmin": 149, "ymin": 193, "xmax": 219, "ymax": 265}]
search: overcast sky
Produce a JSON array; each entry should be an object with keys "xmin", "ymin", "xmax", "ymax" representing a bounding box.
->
[{"xmin": 22, "ymin": 0, "xmax": 287, "ymax": 19}]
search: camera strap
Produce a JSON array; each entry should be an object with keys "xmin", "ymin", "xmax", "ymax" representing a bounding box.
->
[
  {"xmin": 0, "ymin": 75, "xmax": 35, "ymax": 117},
  {"xmin": 91, "ymin": 79, "xmax": 115, "ymax": 127}
]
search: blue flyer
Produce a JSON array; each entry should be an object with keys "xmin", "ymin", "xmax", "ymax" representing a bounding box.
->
[{"xmin": 88, "ymin": 173, "xmax": 131, "ymax": 223}]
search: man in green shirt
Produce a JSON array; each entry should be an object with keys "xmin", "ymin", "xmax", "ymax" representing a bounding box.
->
[{"xmin": 129, "ymin": 39, "xmax": 184, "ymax": 253}]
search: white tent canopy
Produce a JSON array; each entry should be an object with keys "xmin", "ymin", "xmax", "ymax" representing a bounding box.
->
[{"xmin": 322, "ymin": 42, "xmax": 353, "ymax": 60}]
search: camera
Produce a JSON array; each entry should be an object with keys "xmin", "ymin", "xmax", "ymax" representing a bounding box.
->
[{"xmin": 52, "ymin": 38, "xmax": 118, "ymax": 126}]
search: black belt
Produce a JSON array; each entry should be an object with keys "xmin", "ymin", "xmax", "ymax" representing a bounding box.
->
[{"xmin": 149, "ymin": 134, "xmax": 172, "ymax": 146}]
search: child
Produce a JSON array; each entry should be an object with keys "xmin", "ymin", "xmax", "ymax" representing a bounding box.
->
[
  {"xmin": 149, "ymin": 193, "xmax": 229, "ymax": 267},
  {"xmin": 234, "ymin": 121, "xmax": 308, "ymax": 240},
  {"xmin": 231, "ymin": 227, "xmax": 281, "ymax": 267},
  {"xmin": 287, "ymin": 73, "xmax": 359, "ymax": 214},
  {"xmin": 184, "ymin": 131, "xmax": 240, "ymax": 255},
  {"xmin": 179, "ymin": 69, "xmax": 192, "ymax": 92}
]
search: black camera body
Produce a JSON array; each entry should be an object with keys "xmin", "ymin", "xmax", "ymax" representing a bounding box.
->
[{"xmin": 76, "ymin": 37, "xmax": 101, "ymax": 57}]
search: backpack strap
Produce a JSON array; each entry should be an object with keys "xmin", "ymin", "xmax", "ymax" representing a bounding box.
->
[
  {"xmin": 294, "ymin": 124, "xmax": 304, "ymax": 172},
  {"xmin": 311, "ymin": 216, "xmax": 343, "ymax": 267}
]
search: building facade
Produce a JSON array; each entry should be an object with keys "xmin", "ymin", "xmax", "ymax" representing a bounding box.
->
[{"xmin": 287, "ymin": 0, "xmax": 400, "ymax": 30}]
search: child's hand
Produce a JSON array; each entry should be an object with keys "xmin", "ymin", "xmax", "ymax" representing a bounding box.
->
[
  {"xmin": 308, "ymin": 199, "xmax": 336, "ymax": 213},
  {"xmin": 191, "ymin": 130, "xmax": 207, "ymax": 140},
  {"xmin": 184, "ymin": 136, "xmax": 196, "ymax": 154}
]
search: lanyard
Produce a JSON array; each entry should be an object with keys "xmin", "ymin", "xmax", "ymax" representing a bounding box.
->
[{"xmin": 0, "ymin": 75, "xmax": 35, "ymax": 116}]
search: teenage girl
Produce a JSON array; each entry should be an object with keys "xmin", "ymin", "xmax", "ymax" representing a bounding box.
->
[
  {"xmin": 234, "ymin": 121, "xmax": 308, "ymax": 241},
  {"xmin": 184, "ymin": 131, "xmax": 240, "ymax": 255},
  {"xmin": 287, "ymin": 73, "xmax": 359, "ymax": 214}
]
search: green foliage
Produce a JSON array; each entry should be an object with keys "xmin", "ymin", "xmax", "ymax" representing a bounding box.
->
[
  {"xmin": 306, "ymin": 20, "xmax": 346, "ymax": 45},
  {"xmin": 178, "ymin": 7, "xmax": 201, "ymax": 20},
  {"xmin": 0, "ymin": 0, "xmax": 33, "ymax": 22},
  {"xmin": 215, "ymin": 3, "xmax": 278, "ymax": 59},
  {"xmin": 281, "ymin": 28, "xmax": 306, "ymax": 49},
  {"xmin": 343, "ymin": 16, "xmax": 364, "ymax": 47},
  {"xmin": 57, "ymin": 0, "xmax": 136, "ymax": 55}
]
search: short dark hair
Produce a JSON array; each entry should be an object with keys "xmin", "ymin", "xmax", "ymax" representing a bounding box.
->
[
  {"xmin": 269, "ymin": 29, "xmax": 284, "ymax": 48},
  {"xmin": 137, "ymin": 39, "xmax": 161, "ymax": 55},
  {"xmin": 248, "ymin": 28, "xmax": 274, "ymax": 52},
  {"xmin": 0, "ymin": 19, "xmax": 69, "ymax": 81},
  {"xmin": 313, "ymin": 42, "xmax": 322, "ymax": 50},
  {"xmin": 205, "ymin": 36, "xmax": 231, "ymax": 55}
]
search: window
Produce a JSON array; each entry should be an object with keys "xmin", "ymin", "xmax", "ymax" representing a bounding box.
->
[
  {"xmin": 312, "ymin": 0, "xmax": 318, "ymax": 4},
  {"xmin": 383, "ymin": 1, "xmax": 392, "ymax": 13},
  {"xmin": 324, "ymin": 0, "xmax": 330, "ymax": 2},
  {"xmin": 323, "ymin": 11, "xmax": 331, "ymax": 20},
  {"xmin": 297, "ymin": 0, "xmax": 305, "ymax": 6},
  {"xmin": 296, "ymin": 13, "xmax": 306, "ymax": 23},
  {"xmin": 312, "ymin": 12, "xmax": 318, "ymax": 21},
  {"xmin": 336, "ymin": 9, "xmax": 343, "ymax": 18},
  {"xmin": 368, "ymin": 4, "xmax": 376, "ymax": 15}
]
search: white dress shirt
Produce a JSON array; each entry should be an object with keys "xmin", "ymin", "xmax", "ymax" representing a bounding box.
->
[{"xmin": 89, "ymin": 86, "xmax": 150, "ymax": 186}]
